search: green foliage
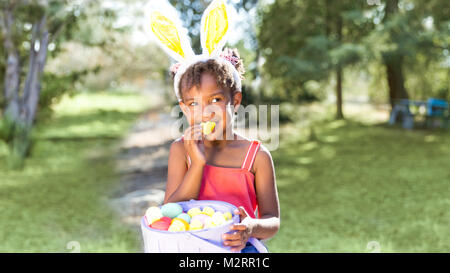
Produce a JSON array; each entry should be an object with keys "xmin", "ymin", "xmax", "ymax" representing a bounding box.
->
[
  {"xmin": 257, "ymin": 0, "xmax": 449, "ymax": 104},
  {"xmin": 257, "ymin": 0, "xmax": 374, "ymax": 103}
]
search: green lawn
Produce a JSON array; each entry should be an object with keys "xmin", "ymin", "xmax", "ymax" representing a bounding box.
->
[
  {"xmin": 1, "ymin": 94, "xmax": 448, "ymax": 253},
  {"xmin": 267, "ymin": 117, "xmax": 450, "ymax": 252},
  {"xmin": 0, "ymin": 91, "xmax": 151, "ymax": 252}
]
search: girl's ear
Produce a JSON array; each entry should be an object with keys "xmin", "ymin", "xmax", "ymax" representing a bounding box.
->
[
  {"xmin": 149, "ymin": 10, "xmax": 194, "ymax": 63},
  {"xmin": 232, "ymin": 92, "xmax": 242, "ymax": 114},
  {"xmin": 200, "ymin": 0, "xmax": 232, "ymax": 57}
]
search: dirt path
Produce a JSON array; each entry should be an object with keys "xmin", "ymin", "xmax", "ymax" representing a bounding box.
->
[{"xmin": 109, "ymin": 96, "xmax": 178, "ymax": 227}]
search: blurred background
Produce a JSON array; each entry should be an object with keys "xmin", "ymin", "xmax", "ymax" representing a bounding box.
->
[{"xmin": 0, "ymin": 0, "xmax": 448, "ymax": 252}]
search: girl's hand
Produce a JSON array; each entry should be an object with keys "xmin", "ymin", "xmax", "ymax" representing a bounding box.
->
[
  {"xmin": 183, "ymin": 124, "xmax": 206, "ymax": 166},
  {"xmin": 222, "ymin": 206, "xmax": 254, "ymax": 252}
]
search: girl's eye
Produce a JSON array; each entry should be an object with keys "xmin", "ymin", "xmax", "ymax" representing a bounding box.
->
[
  {"xmin": 189, "ymin": 101, "xmax": 198, "ymax": 106},
  {"xmin": 212, "ymin": 98, "xmax": 221, "ymax": 103}
]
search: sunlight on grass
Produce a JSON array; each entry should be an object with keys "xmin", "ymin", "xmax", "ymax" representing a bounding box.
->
[
  {"xmin": 268, "ymin": 114, "xmax": 450, "ymax": 252},
  {"xmin": 0, "ymin": 91, "xmax": 148, "ymax": 252}
]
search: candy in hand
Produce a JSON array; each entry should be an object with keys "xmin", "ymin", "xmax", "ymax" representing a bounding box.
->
[{"xmin": 201, "ymin": 121, "xmax": 215, "ymax": 135}]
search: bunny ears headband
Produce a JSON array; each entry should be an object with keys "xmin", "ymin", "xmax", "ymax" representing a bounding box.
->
[{"xmin": 149, "ymin": 0, "xmax": 242, "ymax": 101}]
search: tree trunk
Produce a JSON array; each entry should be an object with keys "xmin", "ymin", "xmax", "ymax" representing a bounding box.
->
[
  {"xmin": 384, "ymin": 0, "xmax": 409, "ymax": 109},
  {"xmin": 1, "ymin": 7, "xmax": 49, "ymax": 168},
  {"xmin": 385, "ymin": 55, "xmax": 409, "ymax": 108},
  {"xmin": 335, "ymin": 16, "xmax": 344, "ymax": 120},
  {"xmin": 22, "ymin": 14, "xmax": 49, "ymax": 126},
  {"xmin": 336, "ymin": 64, "xmax": 344, "ymax": 119},
  {"xmin": 1, "ymin": 8, "xmax": 21, "ymax": 123}
]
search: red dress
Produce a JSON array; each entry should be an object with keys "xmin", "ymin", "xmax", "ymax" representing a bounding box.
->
[{"xmin": 180, "ymin": 136, "xmax": 261, "ymax": 218}]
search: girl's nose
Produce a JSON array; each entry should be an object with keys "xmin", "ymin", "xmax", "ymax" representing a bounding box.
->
[{"xmin": 202, "ymin": 104, "xmax": 220, "ymax": 121}]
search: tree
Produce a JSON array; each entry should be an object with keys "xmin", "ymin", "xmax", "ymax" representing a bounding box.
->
[
  {"xmin": 258, "ymin": 0, "xmax": 373, "ymax": 119},
  {"xmin": 0, "ymin": 0, "xmax": 118, "ymax": 168}
]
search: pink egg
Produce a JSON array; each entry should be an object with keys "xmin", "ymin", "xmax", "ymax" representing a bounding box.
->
[
  {"xmin": 160, "ymin": 216, "xmax": 172, "ymax": 223},
  {"xmin": 150, "ymin": 219, "xmax": 170, "ymax": 230},
  {"xmin": 191, "ymin": 214, "xmax": 211, "ymax": 224}
]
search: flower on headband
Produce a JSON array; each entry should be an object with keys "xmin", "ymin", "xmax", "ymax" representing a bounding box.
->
[
  {"xmin": 170, "ymin": 62, "xmax": 182, "ymax": 74},
  {"xmin": 219, "ymin": 50, "xmax": 239, "ymax": 67}
]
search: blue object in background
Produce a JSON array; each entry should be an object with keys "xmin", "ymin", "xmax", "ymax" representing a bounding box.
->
[{"xmin": 427, "ymin": 98, "xmax": 448, "ymax": 117}]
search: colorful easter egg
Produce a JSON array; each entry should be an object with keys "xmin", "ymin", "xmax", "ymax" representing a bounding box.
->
[
  {"xmin": 202, "ymin": 206, "xmax": 215, "ymax": 217},
  {"xmin": 161, "ymin": 203, "xmax": 183, "ymax": 218},
  {"xmin": 191, "ymin": 213, "xmax": 211, "ymax": 224},
  {"xmin": 160, "ymin": 216, "xmax": 172, "ymax": 224},
  {"xmin": 168, "ymin": 218, "xmax": 189, "ymax": 232},
  {"xmin": 189, "ymin": 219, "xmax": 204, "ymax": 231},
  {"xmin": 187, "ymin": 207, "xmax": 202, "ymax": 218},
  {"xmin": 223, "ymin": 211, "xmax": 233, "ymax": 221},
  {"xmin": 211, "ymin": 211, "xmax": 226, "ymax": 226},
  {"xmin": 176, "ymin": 213, "xmax": 191, "ymax": 224},
  {"xmin": 150, "ymin": 219, "xmax": 170, "ymax": 230},
  {"xmin": 145, "ymin": 206, "xmax": 162, "ymax": 225},
  {"xmin": 204, "ymin": 217, "xmax": 217, "ymax": 229}
]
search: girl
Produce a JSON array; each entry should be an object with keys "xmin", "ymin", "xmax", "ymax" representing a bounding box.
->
[
  {"xmin": 150, "ymin": 0, "xmax": 279, "ymax": 252},
  {"xmin": 163, "ymin": 49, "xmax": 280, "ymax": 252}
]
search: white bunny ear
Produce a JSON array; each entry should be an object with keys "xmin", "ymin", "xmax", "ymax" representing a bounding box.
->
[
  {"xmin": 200, "ymin": 0, "xmax": 232, "ymax": 57},
  {"xmin": 149, "ymin": 10, "xmax": 194, "ymax": 63}
]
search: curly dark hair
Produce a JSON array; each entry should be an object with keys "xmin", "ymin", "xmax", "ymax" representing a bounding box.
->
[{"xmin": 171, "ymin": 48, "xmax": 245, "ymax": 101}]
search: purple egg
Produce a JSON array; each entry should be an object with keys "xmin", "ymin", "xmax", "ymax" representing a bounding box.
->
[{"xmin": 191, "ymin": 214, "xmax": 211, "ymax": 224}]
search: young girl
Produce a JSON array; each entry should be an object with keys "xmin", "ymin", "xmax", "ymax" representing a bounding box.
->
[{"xmin": 150, "ymin": 0, "xmax": 279, "ymax": 252}]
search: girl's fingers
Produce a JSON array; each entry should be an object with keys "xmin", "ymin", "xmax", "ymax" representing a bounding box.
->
[
  {"xmin": 222, "ymin": 232, "xmax": 241, "ymax": 241},
  {"xmin": 224, "ymin": 240, "xmax": 244, "ymax": 247},
  {"xmin": 230, "ymin": 224, "xmax": 247, "ymax": 231}
]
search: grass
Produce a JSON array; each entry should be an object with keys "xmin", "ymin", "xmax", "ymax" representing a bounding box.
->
[
  {"xmin": 0, "ymin": 91, "xmax": 152, "ymax": 252},
  {"xmin": 266, "ymin": 111, "xmax": 450, "ymax": 252},
  {"xmin": 1, "ymin": 94, "xmax": 448, "ymax": 253}
]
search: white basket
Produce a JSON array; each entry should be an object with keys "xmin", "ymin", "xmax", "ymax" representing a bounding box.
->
[{"xmin": 140, "ymin": 200, "xmax": 268, "ymax": 253}]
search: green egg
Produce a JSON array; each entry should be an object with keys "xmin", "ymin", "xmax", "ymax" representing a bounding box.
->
[
  {"xmin": 161, "ymin": 203, "xmax": 183, "ymax": 218},
  {"xmin": 176, "ymin": 213, "xmax": 191, "ymax": 224}
]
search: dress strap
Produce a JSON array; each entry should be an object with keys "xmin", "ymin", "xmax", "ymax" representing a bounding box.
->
[{"xmin": 241, "ymin": 140, "xmax": 261, "ymax": 172}]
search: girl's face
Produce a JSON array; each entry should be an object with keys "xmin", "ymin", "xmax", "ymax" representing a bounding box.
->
[{"xmin": 179, "ymin": 72, "xmax": 242, "ymax": 141}]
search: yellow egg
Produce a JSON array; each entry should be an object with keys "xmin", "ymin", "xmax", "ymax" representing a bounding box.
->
[
  {"xmin": 223, "ymin": 211, "xmax": 233, "ymax": 221},
  {"xmin": 202, "ymin": 206, "xmax": 215, "ymax": 217},
  {"xmin": 204, "ymin": 217, "xmax": 216, "ymax": 229},
  {"xmin": 189, "ymin": 219, "xmax": 204, "ymax": 231},
  {"xmin": 168, "ymin": 218, "xmax": 189, "ymax": 232},
  {"xmin": 187, "ymin": 207, "xmax": 202, "ymax": 218}
]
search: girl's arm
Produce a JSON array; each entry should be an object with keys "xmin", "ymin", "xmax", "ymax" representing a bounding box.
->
[
  {"xmin": 248, "ymin": 144, "xmax": 280, "ymax": 240},
  {"xmin": 223, "ymin": 144, "xmax": 280, "ymax": 251},
  {"xmin": 163, "ymin": 140, "xmax": 205, "ymax": 204}
]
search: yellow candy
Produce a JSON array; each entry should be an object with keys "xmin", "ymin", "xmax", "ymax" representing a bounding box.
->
[
  {"xmin": 201, "ymin": 121, "xmax": 215, "ymax": 135},
  {"xmin": 168, "ymin": 218, "xmax": 189, "ymax": 232},
  {"xmin": 189, "ymin": 219, "xmax": 204, "ymax": 231},
  {"xmin": 223, "ymin": 211, "xmax": 233, "ymax": 221},
  {"xmin": 187, "ymin": 207, "xmax": 202, "ymax": 218}
]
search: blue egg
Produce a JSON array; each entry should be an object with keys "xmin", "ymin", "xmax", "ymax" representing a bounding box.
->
[
  {"xmin": 161, "ymin": 203, "xmax": 183, "ymax": 218},
  {"xmin": 176, "ymin": 213, "xmax": 191, "ymax": 224}
]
